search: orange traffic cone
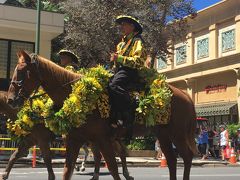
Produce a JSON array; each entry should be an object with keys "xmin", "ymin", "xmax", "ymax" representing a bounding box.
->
[
  {"xmin": 104, "ymin": 159, "xmax": 108, "ymax": 168},
  {"xmin": 160, "ymin": 153, "xmax": 167, "ymax": 168},
  {"xmin": 229, "ymin": 148, "xmax": 237, "ymax": 164}
]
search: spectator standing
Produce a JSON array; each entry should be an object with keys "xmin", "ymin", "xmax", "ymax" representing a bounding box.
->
[
  {"xmin": 207, "ymin": 127, "xmax": 217, "ymax": 158},
  {"xmin": 213, "ymin": 131, "xmax": 220, "ymax": 158},
  {"xmin": 197, "ymin": 125, "xmax": 208, "ymax": 160},
  {"xmin": 155, "ymin": 139, "xmax": 162, "ymax": 160},
  {"xmin": 219, "ymin": 125, "xmax": 229, "ymax": 161}
]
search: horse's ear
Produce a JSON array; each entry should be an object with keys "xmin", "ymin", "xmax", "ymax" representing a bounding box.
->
[{"xmin": 17, "ymin": 50, "xmax": 31, "ymax": 63}]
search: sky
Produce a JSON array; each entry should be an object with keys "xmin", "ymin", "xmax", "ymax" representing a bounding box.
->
[{"xmin": 193, "ymin": 0, "xmax": 223, "ymax": 11}]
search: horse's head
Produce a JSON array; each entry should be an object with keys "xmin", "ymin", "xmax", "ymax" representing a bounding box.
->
[{"xmin": 7, "ymin": 50, "xmax": 41, "ymax": 108}]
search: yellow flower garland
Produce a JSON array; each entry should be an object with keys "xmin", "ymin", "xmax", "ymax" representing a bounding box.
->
[
  {"xmin": 8, "ymin": 65, "xmax": 172, "ymax": 137},
  {"xmin": 7, "ymin": 89, "xmax": 49, "ymax": 138}
]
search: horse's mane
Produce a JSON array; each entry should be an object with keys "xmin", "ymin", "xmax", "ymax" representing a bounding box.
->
[{"xmin": 37, "ymin": 56, "xmax": 81, "ymax": 84}]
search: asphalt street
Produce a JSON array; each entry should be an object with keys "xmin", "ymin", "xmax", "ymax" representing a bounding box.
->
[{"xmin": 1, "ymin": 167, "xmax": 240, "ymax": 180}]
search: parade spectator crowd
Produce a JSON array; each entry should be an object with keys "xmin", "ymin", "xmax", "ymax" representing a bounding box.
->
[{"xmin": 196, "ymin": 124, "xmax": 240, "ymax": 161}]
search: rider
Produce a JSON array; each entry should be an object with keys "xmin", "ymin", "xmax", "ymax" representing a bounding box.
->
[
  {"xmin": 108, "ymin": 15, "xmax": 147, "ymax": 143},
  {"xmin": 58, "ymin": 49, "xmax": 89, "ymax": 171},
  {"xmin": 58, "ymin": 49, "xmax": 79, "ymax": 71}
]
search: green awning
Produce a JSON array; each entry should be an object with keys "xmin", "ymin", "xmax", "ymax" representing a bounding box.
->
[{"xmin": 195, "ymin": 102, "xmax": 238, "ymax": 117}]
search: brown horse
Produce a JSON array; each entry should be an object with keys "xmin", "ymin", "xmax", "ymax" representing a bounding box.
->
[
  {"xmin": 7, "ymin": 50, "xmax": 197, "ymax": 180},
  {"xmin": 0, "ymin": 91, "xmax": 55, "ymax": 180},
  {"xmin": 0, "ymin": 90, "xmax": 132, "ymax": 180}
]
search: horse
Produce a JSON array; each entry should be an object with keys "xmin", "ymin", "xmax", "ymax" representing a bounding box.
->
[
  {"xmin": 7, "ymin": 50, "xmax": 197, "ymax": 180},
  {"xmin": 0, "ymin": 91, "xmax": 56, "ymax": 180},
  {"xmin": 0, "ymin": 92, "xmax": 132, "ymax": 180}
]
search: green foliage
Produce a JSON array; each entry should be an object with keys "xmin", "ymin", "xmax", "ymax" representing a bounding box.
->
[
  {"xmin": 227, "ymin": 124, "xmax": 240, "ymax": 138},
  {"xmin": 127, "ymin": 136, "xmax": 155, "ymax": 150}
]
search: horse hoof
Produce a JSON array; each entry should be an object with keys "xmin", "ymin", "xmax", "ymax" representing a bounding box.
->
[
  {"xmin": 127, "ymin": 176, "xmax": 134, "ymax": 180},
  {"xmin": 75, "ymin": 165, "xmax": 80, "ymax": 172},
  {"xmin": 90, "ymin": 178, "xmax": 99, "ymax": 180},
  {"xmin": 80, "ymin": 167, "xmax": 85, "ymax": 172},
  {"xmin": 90, "ymin": 173, "xmax": 99, "ymax": 180},
  {"xmin": 49, "ymin": 174, "xmax": 55, "ymax": 180}
]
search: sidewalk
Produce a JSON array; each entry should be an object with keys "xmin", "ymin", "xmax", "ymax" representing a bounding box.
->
[{"xmin": 1, "ymin": 156, "xmax": 240, "ymax": 168}]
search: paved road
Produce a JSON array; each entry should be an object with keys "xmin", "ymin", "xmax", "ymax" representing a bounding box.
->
[{"xmin": 1, "ymin": 167, "xmax": 240, "ymax": 179}]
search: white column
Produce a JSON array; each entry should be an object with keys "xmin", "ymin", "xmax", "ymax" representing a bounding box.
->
[
  {"xmin": 186, "ymin": 33, "xmax": 194, "ymax": 65},
  {"xmin": 235, "ymin": 15, "xmax": 240, "ymax": 53}
]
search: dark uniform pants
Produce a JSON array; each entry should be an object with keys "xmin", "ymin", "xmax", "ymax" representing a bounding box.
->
[{"xmin": 108, "ymin": 66, "xmax": 138, "ymax": 113}]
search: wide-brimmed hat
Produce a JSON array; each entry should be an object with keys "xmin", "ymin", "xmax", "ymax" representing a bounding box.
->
[
  {"xmin": 58, "ymin": 49, "xmax": 79, "ymax": 64},
  {"xmin": 116, "ymin": 15, "xmax": 143, "ymax": 34},
  {"xmin": 219, "ymin": 125, "xmax": 225, "ymax": 129}
]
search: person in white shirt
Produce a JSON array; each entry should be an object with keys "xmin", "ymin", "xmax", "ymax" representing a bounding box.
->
[{"xmin": 219, "ymin": 125, "xmax": 229, "ymax": 161}]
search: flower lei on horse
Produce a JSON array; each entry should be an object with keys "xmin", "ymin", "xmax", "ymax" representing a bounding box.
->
[{"xmin": 7, "ymin": 66, "xmax": 172, "ymax": 137}]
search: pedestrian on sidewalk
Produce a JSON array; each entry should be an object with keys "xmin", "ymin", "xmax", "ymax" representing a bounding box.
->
[
  {"xmin": 207, "ymin": 127, "xmax": 217, "ymax": 159},
  {"xmin": 155, "ymin": 139, "xmax": 162, "ymax": 160},
  {"xmin": 197, "ymin": 125, "xmax": 208, "ymax": 160},
  {"xmin": 219, "ymin": 125, "xmax": 229, "ymax": 161}
]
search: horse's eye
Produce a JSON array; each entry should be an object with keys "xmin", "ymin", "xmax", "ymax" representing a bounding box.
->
[{"xmin": 12, "ymin": 80, "xmax": 23, "ymax": 87}]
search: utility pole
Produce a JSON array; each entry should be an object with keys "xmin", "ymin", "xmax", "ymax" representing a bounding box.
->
[{"xmin": 35, "ymin": 0, "xmax": 41, "ymax": 54}]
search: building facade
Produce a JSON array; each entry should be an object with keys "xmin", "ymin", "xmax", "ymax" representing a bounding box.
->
[
  {"xmin": 0, "ymin": 4, "xmax": 64, "ymax": 91},
  {"xmin": 156, "ymin": 0, "xmax": 240, "ymax": 128}
]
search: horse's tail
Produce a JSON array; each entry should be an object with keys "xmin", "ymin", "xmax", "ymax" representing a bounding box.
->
[{"xmin": 184, "ymin": 92, "xmax": 198, "ymax": 155}]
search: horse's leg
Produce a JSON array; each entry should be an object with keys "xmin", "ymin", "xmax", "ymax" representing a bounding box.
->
[
  {"xmin": 99, "ymin": 139, "xmax": 121, "ymax": 180},
  {"xmin": 1, "ymin": 139, "xmax": 33, "ymax": 180},
  {"xmin": 79, "ymin": 144, "xmax": 89, "ymax": 172},
  {"xmin": 157, "ymin": 128, "xmax": 177, "ymax": 180},
  {"xmin": 90, "ymin": 144, "xmax": 102, "ymax": 180},
  {"xmin": 114, "ymin": 140, "xmax": 133, "ymax": 180},
  {"xmin": 63, "ymin": 137, "xmax": 82, "ymax": 180},
  {"xmin": 174, "ymin": 140, "xmax": 193, "ymax": 180},
  {"xmin": 38, "ymin": 140, "xmax": 55, "ymax": 180}
]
